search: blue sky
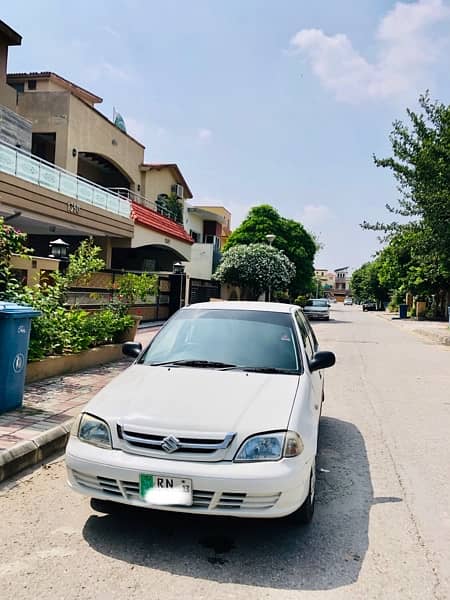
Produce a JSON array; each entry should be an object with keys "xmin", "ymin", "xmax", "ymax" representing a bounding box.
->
[{"xmin": 3, "ymin": 0, "xmax": 450, "ymax": 270}]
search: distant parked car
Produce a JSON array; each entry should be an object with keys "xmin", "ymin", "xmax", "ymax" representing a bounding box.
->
[
  {"xmin": 362, "ymin": 300, "xmax": 377, "ymax": 311},
  {"xmin": 343, "ymin": 298, "xmax": 353, "ymax": 306},
  {"xmin": 303, "ymin": 299, "xmax": 330, "ymax": 320}
]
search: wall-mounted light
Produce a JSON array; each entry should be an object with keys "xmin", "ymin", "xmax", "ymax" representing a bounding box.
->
[
  {"xmin": 112, "ymin": 139, "xmax": 118, "ymax": 146},
  {"xmin": 137, "ymin": 184, "xmax": 141, "ymax": 192},
  {"xmin": 49, "ymin": 238, "xmax": 69, "ymax": 260},
  {"xmin": 72, "ymin": 148, "xmax": 77, "ymax": 157}
]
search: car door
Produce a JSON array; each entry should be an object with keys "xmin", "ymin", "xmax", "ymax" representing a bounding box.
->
[{"xmin": 295, "ymin": 310, "xmax": 324, "ymax": 439}]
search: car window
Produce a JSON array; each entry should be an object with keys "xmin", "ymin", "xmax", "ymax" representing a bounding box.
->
[
  {"xmin": 295, "ymin": 310, "xmax": 315, "ymax": 360},
  {"xmin": 304, "ymin": 316, "xmax": 319, "ymax": 351},
  {"xmin": 305, "ymin": 299, "xmax": 328, "ymax": 307},
  {"xmin": 140, "ymin": 309, "xmax": 302, "ymax": 372}
]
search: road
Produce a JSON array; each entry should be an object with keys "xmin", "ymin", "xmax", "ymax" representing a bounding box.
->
[{"xmin": 1, "ymin": 304, "xmax": 449, "ymax": 600}]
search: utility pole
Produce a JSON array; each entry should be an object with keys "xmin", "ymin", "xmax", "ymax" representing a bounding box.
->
[{"xmin": 265, "ymin": 234, "xmax": 276, "ymax": 302}]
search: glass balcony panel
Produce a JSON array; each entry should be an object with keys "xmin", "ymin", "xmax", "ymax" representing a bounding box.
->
[
  {"xmin": 59, "ymin": 173, "xmax": 78, "ymax": 198},
  {"xmin": 0, "ymin": 145, "xmax": 17, "ymax": 175},
  {"xmin": 77, "ymin": 181, "xmax": 94, "ymax": 204},
  {"xmin": 16, "ymin": 153, "xmax": 39, "ymax": 184},
  {"xmin": 93, "ymin": 188, "xmax": 108, "ymax": 210},
  {"xmin": 39, "ymin": 164, "xmax": 60, "ymax": 191}
]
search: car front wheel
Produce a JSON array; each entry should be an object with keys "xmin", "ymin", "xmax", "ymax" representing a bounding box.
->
[{"xmin": 287, "ymin": 458, "xmax": 316, "ymax": 525}]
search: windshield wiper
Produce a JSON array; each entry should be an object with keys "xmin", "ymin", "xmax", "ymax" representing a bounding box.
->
[
  {"xmin": 149, "ymin": 359, "xmax": 238, "ymax": 369},
  {"xmin": 238, "ymin": 366, "xmax": 297, "ymax": 374}
]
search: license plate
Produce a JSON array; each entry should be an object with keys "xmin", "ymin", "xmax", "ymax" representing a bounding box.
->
[{"xmin": 139, "ymin": 474, "xmax": 193, "ymax": 506}]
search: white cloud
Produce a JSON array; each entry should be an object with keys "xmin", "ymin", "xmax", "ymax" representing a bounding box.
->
[
  {"xmin": 198, "ymin": 128, "xmax": 212, "ymax": 142},
  {"xmin": 290, "ymin": 0, "xmax": 450, "ymax": 103},
  {"xmin": 299, "ymin": 204, "xmax": 333, "ymax": 227}
]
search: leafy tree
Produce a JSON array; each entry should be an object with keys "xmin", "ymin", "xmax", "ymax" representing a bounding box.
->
[
  {"xmin": 224, "ymin": 205, "xmax": 316, "ymax": 297},
  {"xmin": 350, "ymin": 261, "xmax": 389, "ymax": 307},
  {"xmin": 213, "ymin": 243, "xmax": 296, "ymax": 300},
  {"xmin": 363, "ymin": 93, "xmax": 450, "ymax": 315}
]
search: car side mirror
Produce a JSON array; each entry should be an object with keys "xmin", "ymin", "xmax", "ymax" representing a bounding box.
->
[
  {"xmin": 122, "ymin": 341, "xmax": 142, "ymax": 358},
  {"xmin": 309, "ymin": 350, "xmax": 335, "ymax": 372}
]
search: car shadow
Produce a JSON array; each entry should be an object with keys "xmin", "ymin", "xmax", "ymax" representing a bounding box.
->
[{"xmin": 82, "ymin": 417, "xmax": 399, "ymax": 591}]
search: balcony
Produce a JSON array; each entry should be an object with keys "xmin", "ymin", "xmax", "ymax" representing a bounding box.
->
[{"xmin": 0, "ymin": 141, "xmax": 131, "ymax": 218}]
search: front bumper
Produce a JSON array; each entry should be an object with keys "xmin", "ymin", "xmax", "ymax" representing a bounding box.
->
[
  {"xmin": 66, "ymin": 437, "xmax": 312, "ymax": 519},
  {"xmin": 304, "ymin": 312, "xmax": 329, "ymax": 320}
]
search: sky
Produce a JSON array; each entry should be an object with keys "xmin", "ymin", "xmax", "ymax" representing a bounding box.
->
[{"xmin": 3, "ymin": 0, "xmax": 450, "ymax": 271}]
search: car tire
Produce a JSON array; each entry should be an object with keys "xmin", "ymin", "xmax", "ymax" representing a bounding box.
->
[
  {"xmin": 90, "ymin": 498, "xmax": 122, "ymax": 514},
  {"xmin": 287, "ymin": 458, "xmax": 316, "ymax": 526}
]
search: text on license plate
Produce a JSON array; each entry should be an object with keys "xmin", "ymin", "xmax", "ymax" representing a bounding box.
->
[{"xmin": 139, "ymin": 474, "xmax": 193, "ymax": 506}]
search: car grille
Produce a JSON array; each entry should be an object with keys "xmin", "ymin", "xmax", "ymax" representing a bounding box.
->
[
  {"xmin": 117, "ymin": 425, "xmax": 235, "ymax": 455},
  {"xmin": 71, "ymin": 470, "xmax": 280, "ymax": 511}
]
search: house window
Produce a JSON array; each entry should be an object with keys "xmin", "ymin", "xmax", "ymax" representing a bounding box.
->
[
  {"xmin": 190, "ymin": 230, "xmax": 201, "ymax": 242},
  {"xmin": 32, "ymin": 132, "xmax": 56, "ymax": 163},
  {"xmin": 28, "ymin": 79, "xmax": 37, "ymax": 90}
]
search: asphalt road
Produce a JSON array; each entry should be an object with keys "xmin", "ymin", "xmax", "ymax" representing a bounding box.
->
[{"xmin": 1, "ymin": 304, "xmax": 449, "ymax": 600}]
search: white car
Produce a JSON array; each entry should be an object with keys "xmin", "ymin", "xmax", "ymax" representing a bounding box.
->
[
  {"xmin": 66, "ymin": 302, "xmax": 335, "ymax": 524},
  {"xmin": 343, "ymin": 298, "xmax": 353, "ymax": 305},
  {"xmin": 303, "ymin": 298, "xmax": 330, "ymax": 320}
]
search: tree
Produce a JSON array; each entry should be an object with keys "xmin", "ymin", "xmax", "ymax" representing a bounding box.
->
[
  {"xmin": 363, "ymin": 93, "xmax": 450, "ymax": 315},
  {"xmin": 213, "ymin": 243, "xmax": 296, "ymax": 300},
  {"xmin": 350, "ymin": 261, "xmax": 389, "ymax": 307},
  {"xmin": 224, "ymin": 205, "xmax": 316, "ymax": 297}
]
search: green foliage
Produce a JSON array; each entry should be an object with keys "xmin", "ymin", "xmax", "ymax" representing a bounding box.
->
[
  {"xmin": 351, "ymin": 261, "xmax": 389, "ymax": 306},
  {"xmin": 224, "ymin": 205, "xmax": 316, "ymax": 296},
  {"xmin": 213, "ymin": 243, "xmax": 296, "ymax": 300},
  {"xmin": 116, "ymin": 272, "xmax": 158, "ymax": 306},
  {"xmin": 294, "ymin": 295, "xmax": 308, "ymax": 307},
  {"xmin": 2, "ymin": 236, "xmax": 133, "ymax": 359},
  {"xmin": 0, "ymin": 217, "xmax": 32, "ymax": 298},
  {"xmin": 362, "ymin": 93, "xmax": 450, "ymax": 316},
  {"xmin": 156, "ymin": 193, "xmax": 183, "ymax": 224}
]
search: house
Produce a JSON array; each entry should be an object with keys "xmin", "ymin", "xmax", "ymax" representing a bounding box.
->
[{"xmin": 334, "ymin": 266, "xmax": 350, "ymax": 302}]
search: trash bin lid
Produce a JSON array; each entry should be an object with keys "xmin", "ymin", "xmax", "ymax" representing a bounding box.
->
[{"xmin": 0, "ymin": 302, "xmax": 41, "ymax": 318}]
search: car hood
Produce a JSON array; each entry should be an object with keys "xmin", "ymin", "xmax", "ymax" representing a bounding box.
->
[{"xmin": 85, "ymin": 364, "xmax": 300, "ymax": 438}]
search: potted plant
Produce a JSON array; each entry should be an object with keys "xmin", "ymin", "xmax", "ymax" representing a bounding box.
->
[{"xmin": 114, "ymin": 272, "xmax": 158, "ymax": 341}]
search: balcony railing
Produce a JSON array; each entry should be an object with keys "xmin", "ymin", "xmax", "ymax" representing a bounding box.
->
[
  {"xmin": 0, "ymin": 141, "xmax": 131, "ymax": 218},
  {"xmin": 109, "ymin": 187, "xmax": 180, "ymax": 222}
]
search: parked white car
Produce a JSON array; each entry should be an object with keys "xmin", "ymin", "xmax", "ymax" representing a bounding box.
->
[
  {"xmin": 343, "ymin": 297, "xmax": 353, "ymax": 305},
  {"xmin": 303, "ymin": 298, "xmax": 330, "ymax": 320},
  {"xmin": 66, "ymin": 302, "xmax": 335, "ymax": 524}
]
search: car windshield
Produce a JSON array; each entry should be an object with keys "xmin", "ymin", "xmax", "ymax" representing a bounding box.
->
[
  {"xmin": 139, "ymin": 308, "xmax": 300, "ymax": 373},
  {"xmin": 306, "ymin": 299, "xmax": 328, "ymax": 307}
]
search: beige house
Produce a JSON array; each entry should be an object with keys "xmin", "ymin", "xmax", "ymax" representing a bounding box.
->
[{"xmin": 0, "ymin": 21, "xmax": 195, "ymax": 274}]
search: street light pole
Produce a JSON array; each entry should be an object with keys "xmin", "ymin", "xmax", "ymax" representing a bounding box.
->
[{"xmin": 265, "ymin": 234, "xmax": 276, "ymax": 302}]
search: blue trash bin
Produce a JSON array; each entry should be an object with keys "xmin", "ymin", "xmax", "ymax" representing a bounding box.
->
[
  {"xmin": 0, "ymin": 302, "xmax": 41, "ymax": 413},
  {"xmin": 399, "ymin": 304, "xmax": 408, "ymax": 319}
]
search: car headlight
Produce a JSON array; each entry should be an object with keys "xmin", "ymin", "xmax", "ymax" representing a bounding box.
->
[
  {"xmin": 78, "ymin": 413, "xmax": 112, "ymax": 449},
  {"xmin": 234, "ymin": 431, "xmax": 304, "ymax": 462}
]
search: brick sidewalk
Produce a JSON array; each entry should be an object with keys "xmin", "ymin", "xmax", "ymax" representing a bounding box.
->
[{"xmin": 0, "ymin": 328, "xmax": 158, "ymax": 480}]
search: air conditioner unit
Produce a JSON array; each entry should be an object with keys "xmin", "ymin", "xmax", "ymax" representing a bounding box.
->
[{"xmin": 171, "ymin": 184, "xmax": 184, "ymax": 199}]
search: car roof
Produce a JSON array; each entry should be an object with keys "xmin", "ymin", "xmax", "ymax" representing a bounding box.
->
[{"xmin": 183, "ymin": 301, "xmax": 296, "ymax": 314}]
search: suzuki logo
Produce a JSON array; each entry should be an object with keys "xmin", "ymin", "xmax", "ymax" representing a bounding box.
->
[{"xmin": 161, "ymin": 435, "xmax": 181, "ymax": 453}]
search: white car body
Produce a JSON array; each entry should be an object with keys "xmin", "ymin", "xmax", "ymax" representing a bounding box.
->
[
  {"xmin": 303, "ymin": 299, "xmax": 330, "ymax": 320},
  {"xmin": 66, "ymin": 302, "xmax": 335, "ymax": 520},
  {"xmin": 343, "ymin": 298, "xmax": 353, "ymax": 305}
]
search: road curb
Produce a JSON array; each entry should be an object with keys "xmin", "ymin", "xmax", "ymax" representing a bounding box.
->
[
  {"xmin": 0, "ymin": 418, "xmax": 73, "ymax": 483},
  {"xmin": 412, "ymin": 328, "xmax": 450, "ymax": 346}
]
